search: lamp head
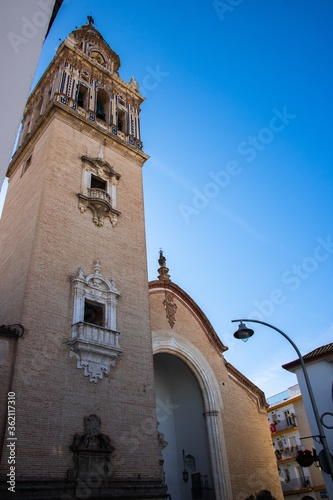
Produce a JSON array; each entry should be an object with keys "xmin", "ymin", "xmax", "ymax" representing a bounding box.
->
[
  {"xmin": 233, "ymin": 322, "xmax": 254, "ymax": 342},
  {"xmin": 182, "ymin": 469, "xmax": 189, "ymax": 482}
]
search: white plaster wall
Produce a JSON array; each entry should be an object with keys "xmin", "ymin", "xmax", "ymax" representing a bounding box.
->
[
  {"xmin": 294, "ymin": 359, "xmax": 333, "ymax": 497},
  {"xmin": 154, "ymin": 353, "xmax": 214, "ymax": 500},
  {"xmin": 0, "ymin": 1, "xmax": 59, "ymax": 187}
]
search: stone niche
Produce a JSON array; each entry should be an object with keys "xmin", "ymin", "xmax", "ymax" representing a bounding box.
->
[{"xmin": 67, "ymin": 414, "xmax": 114, "ymax": 495}]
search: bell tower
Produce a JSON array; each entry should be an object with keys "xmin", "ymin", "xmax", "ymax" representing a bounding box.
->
[{"xmin": 0, "ymin": 20, "xmax": 167, "ymax": 499}]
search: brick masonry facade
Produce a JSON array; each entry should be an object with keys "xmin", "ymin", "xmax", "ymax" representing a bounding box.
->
[
  {"xmin": 0, "ymin": 22, "xmax": 283, "ymax": 500},
  {"xmin": 149, "ymin": 278, "xmax": 284, "ymax": 499},
  {"xmin": 0, "ymin": 24, "xmax": 166, "ymax": 499}
]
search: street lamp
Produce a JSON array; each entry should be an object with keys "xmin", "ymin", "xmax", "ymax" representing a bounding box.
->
[{"xmin": 232, "ymin": 318, "xmax": 333, "ymax": 485}]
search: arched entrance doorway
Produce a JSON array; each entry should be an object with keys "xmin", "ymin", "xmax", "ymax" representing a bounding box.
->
[{"xmin": 154, "ymin": 352, "xmax": 214, "ymax": 499}]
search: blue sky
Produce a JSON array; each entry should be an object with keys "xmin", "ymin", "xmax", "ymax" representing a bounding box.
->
[{"xmin": 1, "ymin": 0, "xmax": 333, "ymax": 397}]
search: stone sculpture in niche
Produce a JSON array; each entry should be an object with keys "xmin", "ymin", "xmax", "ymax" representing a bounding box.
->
[{"xmin": 68, "ymin": 414, "xmax": 114, "ymax": 493}]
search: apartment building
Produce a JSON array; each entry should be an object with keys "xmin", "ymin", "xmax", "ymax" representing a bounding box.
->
[{"xmin": 267, "ymin": 385, "xmax": 327, "ymax": 499}]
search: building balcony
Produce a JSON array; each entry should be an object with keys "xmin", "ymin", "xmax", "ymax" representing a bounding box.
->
[
  {"xmin": 71, "ymin": 321, "xmax": 121, "ymax": 347},
  {"xmin": 275, "ymin": 446, "xmax": 315, "ymax": 465},
  {"xmin": 281, "ymin": 476, "xmax": 311, "ymax": 494},
  {"xmin": 77, "ymin": 190, "xmax": 120, "ymax": 227},
  {"xmin": 68, "ymin": 322, "xmax": 123, "ymax": 382},
  {"xmin": 269, "ymin": 416, "xmax": 297, "ymax": 434},
  {"xmin": 87, "ymin": 188, "xmax": 112, "ymax": 204},
  {"xmin": 275, "ymin": 447, "xmax": 299, "ymax": 462}
]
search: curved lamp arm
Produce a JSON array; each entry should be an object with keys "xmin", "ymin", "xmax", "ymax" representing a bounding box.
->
[{"xmin": 232, "ymin": 318, "xmax": 333, "ymax": 483}]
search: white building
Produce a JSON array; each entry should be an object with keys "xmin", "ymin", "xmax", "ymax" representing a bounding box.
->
[
  {"xmin": 267, "ymin": 385, "xmax": 327, "ymax": 499},
  {"xmin": 283, "ymin": 343, "xmax": 333, "ymax": 498}
]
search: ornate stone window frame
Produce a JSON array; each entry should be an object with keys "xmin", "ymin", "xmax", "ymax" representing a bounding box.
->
[
  {"xmin": 68, "ymin": 261, "xmax": 122, "ymax": 382},
  {"xmin": 77, "ymin": 154, "xmax": 121, "ymax": 227}
]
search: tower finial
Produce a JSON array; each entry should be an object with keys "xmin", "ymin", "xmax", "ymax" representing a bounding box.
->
[
  {"xmin": 87, "ymin": 15, "xmax": 95, "ymax": 26},
  {"xmin": 157, "ymin": 249, "xmax": 171, "ymax": 281}
]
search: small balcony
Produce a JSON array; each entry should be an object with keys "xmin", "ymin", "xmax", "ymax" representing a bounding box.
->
[
  {"xmin": 77, "ymin": 189, "xmax": 120, "ymax": 227},
  {"xmin": 281, "ymin": 476, "xmax": 311, "ymax": 493},
  {"xmin": 269, "ymin": 416, "xmax": 297, "ymax": 434},
  {"xmin": 68, "ymin": 322, "xmax": 123, "ymax": 382},
  {"xmin": 87, "ymin": 188, "xmax": 112, "ymax": 205},
  {"xmin": 71, "ymin": 321, "xmax": 121, "ymax": 347},
  {"xmin": 275, "ymin": 447, "xmax": 300, "ymax": 462}
]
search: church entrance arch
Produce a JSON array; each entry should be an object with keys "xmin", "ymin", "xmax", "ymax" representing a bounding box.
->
[{"xmin": 153, "ymin": 333, "xmax": 231, "ymax": 500}]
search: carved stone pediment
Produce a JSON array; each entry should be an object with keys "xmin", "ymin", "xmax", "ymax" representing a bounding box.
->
[{"xmin": 81, "ymin": 155, "xmax": 121, "ymax": 180}]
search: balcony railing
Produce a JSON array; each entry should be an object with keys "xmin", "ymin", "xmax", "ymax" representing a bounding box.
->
[
  {"xmin": 281, "ymin": 476, "xmax": 311, "ymax": 493},
  {"xmin": 275, "ymin": 446, "xmax": 314, "ymax": 464},
  {"xmin": 275, "ymin": 448, "xmax": 299, "ymax": 462},
  {"xmin": 269, "ymin": 416, "xmax": 297, "ymax": 434},
  {"xmin": 55, "ymin": 93, "xmax": 143, "ymax": 150},
  {"xmin": 71, "ymin": 321, "xmax": 120, "ymax": 347},
  {"xmin": 87, "ymin": 188, "xmax": 112, "ymax": 205}
]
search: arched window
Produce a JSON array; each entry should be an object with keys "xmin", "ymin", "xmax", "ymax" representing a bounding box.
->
[
  {"xmin": 77, "ymin": 83, "xmax": 89, "ymax": 109},
  {"xmin": 96, "ymin": 89, "xmax": 110, "ymax": 122},
  {"xmin": 91, "ymin": 51, "xmax": 106, "ymax": 66}
]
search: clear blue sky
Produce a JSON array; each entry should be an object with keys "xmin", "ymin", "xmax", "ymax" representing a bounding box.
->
[{"xmin": 2, "ymin": 0, "xmax": 333, "ymax": 398}]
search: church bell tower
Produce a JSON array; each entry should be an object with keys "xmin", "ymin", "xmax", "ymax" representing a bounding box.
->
[{"xmin": 0, "ymin": 20, "xmax": 167, "ymax": 499}]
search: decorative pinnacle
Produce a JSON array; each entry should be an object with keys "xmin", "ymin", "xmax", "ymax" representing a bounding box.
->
[
  {"xmin": 157, "ymin": 250, "xmax": 171, "ymax": 281},
  {"xmin": 93, "ymin": 260, "xmax": 101, "ymax": 274}
]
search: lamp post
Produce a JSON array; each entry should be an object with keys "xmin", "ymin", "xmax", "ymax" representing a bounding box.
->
[{"xmin": 232, "ymin": 318, "xmax": 333, "ymax": 486}]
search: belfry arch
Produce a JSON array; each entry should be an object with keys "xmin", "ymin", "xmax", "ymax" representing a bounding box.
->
[{"xmin": 152, "ymin": 331, "xmax": 232, "ymax": 500}]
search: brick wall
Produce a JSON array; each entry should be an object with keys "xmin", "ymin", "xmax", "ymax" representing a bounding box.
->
[
  {"xmin": 0, "ymin": 110, "xmax": 162, "ymax": 482},
  {"xmin": 149, "ymin": 286, "xmax": 284, "ymax": 499}
]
